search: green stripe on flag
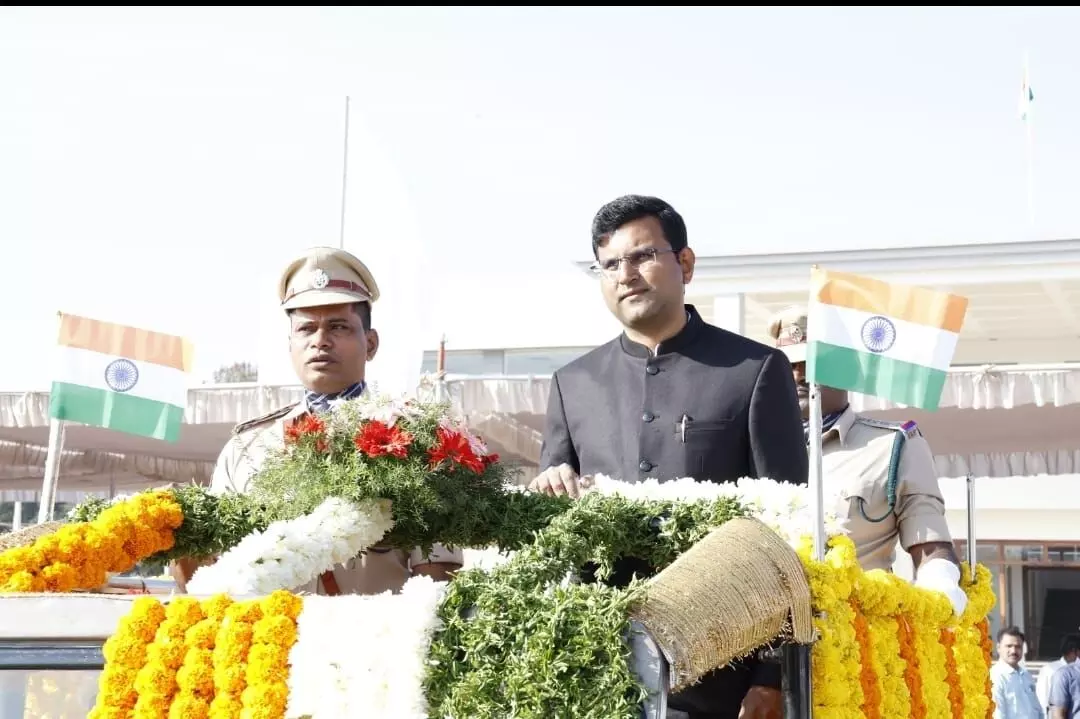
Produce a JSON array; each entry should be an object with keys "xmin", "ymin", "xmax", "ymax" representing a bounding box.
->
[
  {"xmin": 806, "ymin": 341, "xmax": 948, "ymax": 411},
  {"xmin": 49, "ymin": 382, "xmax": 184, "ymax": 442}
]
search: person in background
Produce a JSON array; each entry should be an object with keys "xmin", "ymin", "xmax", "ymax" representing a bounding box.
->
[
  {"xmin": 1039, "ymin": 634, "xmax": 1080, "ymax": 715},
  {"xmin": 170, "ymin": 246, "xmax": 462, "ymax": 595},
  {"xmin": 992, "ymin": 626, "xmax": 1045, "ymax": 719},
  {"xmin": 767, "ymin": 305, "xmax": 968, "ymax": 617},
  {"xmin": 531, "ymin": 195, "xmax": 807, "ymax": 719},
  {"xmin": 1048, "ymin": 646, "xmax": 1080, "ymax": 719}
]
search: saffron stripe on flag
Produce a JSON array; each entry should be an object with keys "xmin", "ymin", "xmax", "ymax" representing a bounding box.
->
[
  {"xmin": 58, "ymin": 313, "xmax": 194, "ymax": 372},
  {"xmin": 49, "ymin": 382, "xmax": 185, "ymax": 442},
  {"xmin": 806, "ymin": 342, "xmax": 948, "ymax": 411},
  {"xmin": 812, "ymin": 268, "xmax": 968, "ymax": 333}
]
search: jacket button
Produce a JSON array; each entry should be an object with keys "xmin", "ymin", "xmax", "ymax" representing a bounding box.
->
[
  {"xmin": 639, "ymin": 460, "xmax": 653, "ymax": 472},
  {"xmin": 642, "ymin": 411, "xmax": 655, "ymax": 422},
  {"xmin": 646, "ymin": 364, "xmax": 659, "ymax": 376}
]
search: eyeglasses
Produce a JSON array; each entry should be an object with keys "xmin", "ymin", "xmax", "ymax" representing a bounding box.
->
[{"xmin": 588, "ymin": 248, "xmax": 677, "ymax": 279}]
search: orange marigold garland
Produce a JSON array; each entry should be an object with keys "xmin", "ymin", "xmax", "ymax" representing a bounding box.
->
[
  {"xmin": 897, "ymin": 614, "xmax": 928, "ymax": 719},
  {"xmin": 852, "ymin": 604, "xmax": 882, "ymax": 719},
  {"xmin": 940, "ymin": 629, "xmax": 965, "ymax": 719},
  {"xmin": 0, "ymin": 490, "xmax": 183, "ymax": 593}
]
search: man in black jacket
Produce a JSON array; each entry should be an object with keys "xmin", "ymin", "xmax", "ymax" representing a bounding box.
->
[{"xmin": 530, "ymin": 194, "xmax": 808, "ymax": 719}]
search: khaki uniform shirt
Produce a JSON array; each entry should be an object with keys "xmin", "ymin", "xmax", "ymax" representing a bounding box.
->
[
  {"xmin": 209, "ymin": 402, "xmax": 463, "ymax": 596},
  {"xmin": 821, "ymin": 407, "xmax": 952, "ymax": 572}
]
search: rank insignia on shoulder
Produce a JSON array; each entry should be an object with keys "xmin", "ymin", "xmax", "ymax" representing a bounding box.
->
[
  {"xmin": 232, "ymin": 403, "xmax": 298, "ymax": 436},
  {"xmin": 855, "ymin": 415, "xmax": 921, "ymax": 438}
]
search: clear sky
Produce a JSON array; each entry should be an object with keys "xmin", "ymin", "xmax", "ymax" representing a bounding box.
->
[{"xmin": 3, "ymin": 7, "xmax": 1079, "ymax": 391}]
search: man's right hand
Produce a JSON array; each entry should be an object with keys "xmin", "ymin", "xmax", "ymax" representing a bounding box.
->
[{"xmin": 527, "ymin": 464, "xmax": 592, "ymax": 499}]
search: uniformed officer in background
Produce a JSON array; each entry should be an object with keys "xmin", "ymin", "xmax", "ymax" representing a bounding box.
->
[
  {"xmin": 768, "ymin": 304, "xmax": 968, "ymax": 616},
  {"xmin": 171, "ymin": 246, "xmax": 462, "ymax": 595}
]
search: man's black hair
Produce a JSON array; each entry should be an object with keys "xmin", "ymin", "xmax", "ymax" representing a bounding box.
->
[
  {"xmin": 997, "ymin": 625, "xmax": 1024, "ymax": 643},
  {"xmin": 590, "ymin": 194, "xmax": 688, "ymax": 258}
]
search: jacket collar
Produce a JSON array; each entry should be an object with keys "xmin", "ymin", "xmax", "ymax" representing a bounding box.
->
[{"xmin": 619, "ymin": 304, "xmax": 704, "ymax": 359}]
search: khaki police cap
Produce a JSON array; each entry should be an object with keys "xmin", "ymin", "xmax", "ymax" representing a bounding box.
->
[
  {"xmin": 278, "ymin": 247, "xmax": 381, "ymax": 311},
  {"xmin": 767, "ymin": 304, "xmax": 809, "ymax": 363}
]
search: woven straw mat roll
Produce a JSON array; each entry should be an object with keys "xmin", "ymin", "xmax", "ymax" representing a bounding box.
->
[
  {"xmin": 0, "ymin": 522, "xmax": 65, "ymax": 552},
  {"xmin": 631, "ymin": 516, "xmax": 814, "ymax": 692}
]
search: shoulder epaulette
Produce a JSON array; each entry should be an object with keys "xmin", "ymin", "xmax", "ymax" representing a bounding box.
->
[
  {"xmin": 854, "ymin": 415, "xmax": 921, "ymax": 439},
  {"xmin": 231, "ymin": 403, "xmax": 299, "ymax": 436}
]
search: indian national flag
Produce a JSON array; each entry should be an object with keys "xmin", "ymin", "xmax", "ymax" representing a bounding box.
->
[
  {"xmin": 805, "ymin": 267, "xmax": 968, "ymax": 411},
  {"xmin": 49, "ymin": 313, "xmax": 193, "ymax": 442}
]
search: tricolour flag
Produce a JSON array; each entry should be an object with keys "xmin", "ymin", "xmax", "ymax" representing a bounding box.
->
[
  {"xmin": 49, "ymin": 313, "xmax": 193, "ymax": 442},
  {"xmin": 805, "ymin": 267, "xmax": 968, "ymax": 411}
]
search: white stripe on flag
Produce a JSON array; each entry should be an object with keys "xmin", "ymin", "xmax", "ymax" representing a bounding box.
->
[
  {"xmin": 808, "ymin": 302, "xmax": 959, "ymax": 371},
  {"xmin": 54, "ymin": 346, "xmax": 188, "ymax": 408}
]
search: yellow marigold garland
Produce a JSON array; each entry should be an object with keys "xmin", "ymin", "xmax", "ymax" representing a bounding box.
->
[
  {"xmin": 210, "ymin": 599, "xmax": 261, "ymax": 719},
  {"xmin": 797, "ymin": 535, "xmax": 863, "ymax": 719},
  {"xmin": 90, "ymin": 597, "xmax": 168, "ymax": 719},
  {"xmin": 856, "ymin": 571, "xmax": 911, "ymax": 719},
  {"xmin": 0, "ymin": 490, "xmax": 183, "ymax": 593},
  {"xmin": 798, "ymin": 535, "xmax": 997, "ymax": 719},
  {"xmin": 909, "ymin": 590, "xmax": 954, "ymax": 719},
  {"xmin": 240, "ymin": 591, "xmax": 302, "ymax": 719},
  {"xmin": 83, "ymin": 529, "xmax": 999, "ymax": 719},
  {"xmin": 978, "ymin": 619, "xmax": 995, "ymax": 719},
  {"xmin": 133, "ymin": 596, "xmax": 206, "ymax": 718},
  {"xmin": 89, "ymin": 593, "xmax": 301, "ymax": 719}
]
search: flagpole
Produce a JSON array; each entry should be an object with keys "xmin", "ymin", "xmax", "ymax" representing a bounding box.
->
[
  {"xmin": 339, "ymin": 95, "xmax": 351, "ymax": 250},
  {"xmin": 809, "ymin": 383, "xmax": 825, "ymax": 562},
  {"xmin": 965, "ymin": 474, "xmax": 978, "ymax": 583},
  {"xmin": 1024, "ymin": 51, "xmax": 1035, "ymax": 229},
  {"xmin": 37, "ymin": 419, "xmax": 66, "ymax": 523},
  {"xmin": 38, "ymin": 311, "xmax": 68, "ymax": 523}
]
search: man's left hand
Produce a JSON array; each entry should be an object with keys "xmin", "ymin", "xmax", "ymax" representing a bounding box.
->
[{"xmin": 739, "ymin": 685, "xmax": 782, "ymax": 719}]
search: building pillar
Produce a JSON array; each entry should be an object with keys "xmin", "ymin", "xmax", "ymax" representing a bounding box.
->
[{"xmin": 712, "ymin": 293, "xmax": 745, "ymax": 336}]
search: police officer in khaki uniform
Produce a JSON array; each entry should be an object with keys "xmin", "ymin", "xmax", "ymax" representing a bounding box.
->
[
  {"xmin": 173, "ymin": 247, "xmax": 462, "ymax": 595},
  {"xmin": 768, "ymin": 305, "xmax": 968, "ymax": 616}
]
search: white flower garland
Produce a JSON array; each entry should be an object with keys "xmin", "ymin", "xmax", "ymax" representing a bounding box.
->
[
  {"xmin": 186, "ymin": 496, "xmax": 394, "ymax": 596},
  {"xmin": 586, "ymin": 474, "xmax": 847, "ymax": 547},
  {"xmin": 285, "ymin": 575, "xmax": 448, "ymax": 718}
]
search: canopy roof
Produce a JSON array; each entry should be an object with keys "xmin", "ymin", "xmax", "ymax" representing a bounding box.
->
[{"xmin": 3, "ymin": 363, "xmax": 1078, "ymax": 504}]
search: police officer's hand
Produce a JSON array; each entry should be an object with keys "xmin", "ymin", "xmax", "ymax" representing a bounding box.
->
[
  {"xmin": 527, "ymin": 464, "xmax": 593, "ymax": 499},
  {"xmin": 738, "ymin": 685, "xmax": 782, "ymax": 719}
]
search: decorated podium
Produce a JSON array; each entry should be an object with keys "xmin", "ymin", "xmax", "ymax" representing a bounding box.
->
[{"xmin": 0, "ymin": 394, "xmax": 996, "ymax": 718}]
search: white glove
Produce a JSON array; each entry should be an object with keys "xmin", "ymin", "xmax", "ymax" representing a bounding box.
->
[{"xmin": 914, "ymin": 557, "xmax": 968, "ymax": 617}]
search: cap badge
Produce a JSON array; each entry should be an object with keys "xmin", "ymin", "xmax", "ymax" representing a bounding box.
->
[
  {"xmin": 776, "ymin": 323, "xmax": 805, "ymax": 347},
  {"xmin": 310, "ymin": 269, "xmax": 330, "ymax": 290}
]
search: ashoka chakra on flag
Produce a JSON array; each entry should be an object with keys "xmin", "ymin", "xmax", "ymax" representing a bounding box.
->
[{"xmin": 104, "ymin": 358, "xmax": 140, "ymax": 393}]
